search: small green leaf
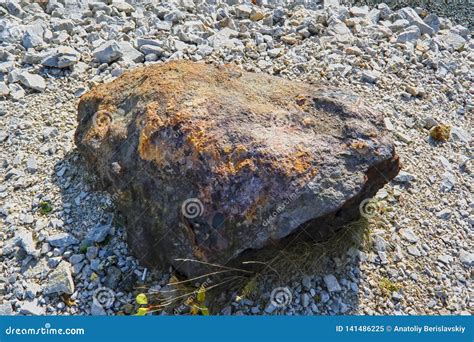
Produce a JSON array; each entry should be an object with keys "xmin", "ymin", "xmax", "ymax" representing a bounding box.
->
[
  {"xmin": 135, "ymin": 307, "xmax": 148, "ymax": 316},
  {"xmin": 39, "ymin": 201, "xmax": 53, "ymax": 215},
  {"xmin": 136, "ymin": 293, "xmax": 148, "ymax": 305},
  {"xmin": 200, "ymin": 306, "xmax": 209, "ymax": 316},
  {"xmin": 197, "ymin": 286, "xmax": 206, "ymax": 303}
]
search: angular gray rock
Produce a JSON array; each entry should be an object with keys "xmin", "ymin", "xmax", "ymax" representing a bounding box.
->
[
  {"xmin": 43, "ymin": 261, "xmax": 75, "ymax": 295},
  {"xmin": 399, "ymin": 7, "xmax": 434, "ymax": 36},
  {"xmin": 208, "ymin": 27, "xmax": 239, "ymax": 49},
  {"xmin": 394, "ymin": 171, "xmax": 415, "ymax": 183},
  {"xmin": 327, "ymin": 20, "xmax": 352, "ymax": 43},
  {"xmin": 423, "ymin": 14, "xmax": 440, "ymax": 34},
  {"xmin": 400, "ymin": 228, "xmax": 419, "ymax": 243},
  {"xmin": 361, "ymin": 70, "xmax": 380, "ymax": 84},
  {"xmin": 0, "ymin": 302, "xmax": 13, "ymax": 315},
  {"xmin": 41, "ymin": 46, "xmax": 80, "ymax": 68},
  {"xmin": 92, "ymin": 41, "xmax": 123, "ymax": 64},
  {"xmin": 47, "ymin": 233, "xmax": 79, "ymax": 248},
  {"xmin": 90, "ymin": 300, "xmax": 107, "ymax": 315},
  {"xmin": 19, "ymin": 299, "xmax": 45, "ymax": 315},
  {"xmin": 85, "ymin": 224, "xmax": 111, "ymax": 243},
  {"xmin": 388, "ymin": 19, "xmax": 410, "ymax": 32},
  {"xmin": 0, "ymin": 82, "xmax": 9, "ymax": 97},
  {"xmin": 16, "ymin": 229, "xmax": 39, "ymax": 257},
  {"xmin": 438, "ymin": 32, "xmax": 466, "ymax": 51},
  {"xmin": 451, "ymin": 126, "xmax": 471, "ymax": 143},
  {"xmin": 459, "ymin": 250, "xmax": 473, "ymax": 266},
  {"xmin": 407, "ymin": 245, "xmax": 421, "ymax": 257},
  {"xmin": 119, "ymin": 42, "xmax": 144, "ymax": 63},
  {"xmin": 18, "ymin": 71, "xmax": 46, "ymax": 92},
  {"xmin": 22, "ymin": 30, "xmax": 44, "ymax": 49},
  {"xmin": 26, "ymin": 156, "xmax": 37, "ymax": 173},
  {"xmin": 235, "ymin": 4, "xmax": 252, "ymax": 18},
  {"xmin": 324, "ymin": 274, "xmax": 342, "ymax": 292},
  {"xmin": 350, "ymin": 6, "xmax": 368, "ymax": 18},
  {"xmin": 440, "ymin": 171, "xmax": 455, "ymax": 192},
  {"xmin": 397, "ymin": 25, "xmax": 421, "ymax": 43}
]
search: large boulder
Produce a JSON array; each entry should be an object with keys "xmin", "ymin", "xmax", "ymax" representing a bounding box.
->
[{"xmin": 75, "ymin": 61, "xmax": 399, "ymax": 277}]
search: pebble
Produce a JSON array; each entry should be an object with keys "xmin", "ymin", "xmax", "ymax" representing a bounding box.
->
[
  {"xmin": 301, "ymin": 293, "xmax": 310, "ymax": 308},
  {"xmin": 16, "ymin": 229, "xmax": 39, "ymax": 257},
  {"xmin": 394, "ymin": 171, "xmax": 416, "ymax": 183},
  {"xmin": 361, "ymin": 70, "xmax": 380, "ymax": 84},
  {"xmin": 85, "ymin": 224, "xmax": 111, "ymax": 243},
  {"xmin": 264, "ymin": 303, "xmax": 276, "ymax": 314},
  {"xmin": 43, "ymin": 261, "xmax": 75, "ymax": 295},
  {"xmin": 323, "ymin": 274, "xmax": 341, "ymax": 292},
  {"xmin": 407, "ymin": 245, "xmax": 421, "ymax": 257},
  {"xmin": 86, "ymin": 246, "xmax": 99, "ymax": 261},
  {"xmin": 18, "ymin": 71, "xmax": 46, "ymax": 92},
  {"xmin": 440, "ymin": 172, "xmax": 455, "ymax": 192},
  {"xmin": 400, "ymin": 228, "xmax": 419, "ymax": 243},
  {"xmin": 26, "ymin": 156, "xmax": 38, "ymax": 173},
  {"xmin": 436, "ymin": 209, "xmax": 452, "ymax": 220},
  {"xmin": 459, "ymin": 251, "xmax": 473, "ymax": 266},
  {"xmin": 19, "ymin": 299, "xmax": 45, "ymax": 315},
  {"xmin": 0, "ymin": 303, "xmax": 13, "ymax": 315},
  {"xmin": 93, "ymin": 41, "xmax": 123, "ymax": 64},
  {"xmin": 90, "ymin": 300, "xmax": 106, "ymax": 316},
  {"xmin": 397, "ymin": 25, "xmax": 421, "ymax": 43},
  {"xmin": 41, "ymin": 46, "xmax": 80, "ymax": 69},
  {"xmin": 373, "ymin": 235, "xmax": 387, "ymax": 252},
  {"xmin": 47, "ymin": 233, "xmax": 79, "ymax": 248},
  {"xmin": 301, "ymin": 275, "xmax": 312, "ymax": 290},
  {"xmin": 69, "ymin": 254, "xmax": 85, "ymax": 265},
  {"xmin": 437, "ymin": 255, "xmax": 453, "ymax": 265}
]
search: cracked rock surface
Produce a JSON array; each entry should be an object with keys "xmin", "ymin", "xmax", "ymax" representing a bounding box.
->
[{"xmin": 75, "ymin": 60, "xmax": 399, "ymax": 277}]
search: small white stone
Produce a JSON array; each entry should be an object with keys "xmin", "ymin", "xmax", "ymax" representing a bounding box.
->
[
  {"xmin": 323, "ymin": 274, "xmax": 341, "ymax": 292},
  {"xmin": 18, "ymin": 72, "xmax": 46, "ymax": 92}
]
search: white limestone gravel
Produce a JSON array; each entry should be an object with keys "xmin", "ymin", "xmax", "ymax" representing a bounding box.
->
[{"xmin": 0, "ymin": 0, "xmax": 472, "ymax": 316}]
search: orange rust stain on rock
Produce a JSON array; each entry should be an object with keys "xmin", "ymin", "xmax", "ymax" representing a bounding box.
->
[
  {"xmin": 80, "ymin": 61, "xmax": 326, "ymax": 180},
  {"xmin": 223, "ymin": 158, "xmax": 257, "ymax": 175}
]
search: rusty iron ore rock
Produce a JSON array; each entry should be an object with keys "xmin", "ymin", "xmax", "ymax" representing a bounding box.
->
[{"xmin": 75, "ymin": 61, "xmax": 400, "ymax": 277}]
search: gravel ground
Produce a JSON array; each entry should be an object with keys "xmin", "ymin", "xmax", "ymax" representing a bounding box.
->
[
  {"xmin": 0, "ymin": 0, "xmax": 472, "ymax": 316},
  {"xmin": 345, "ymin": 0, "xmax": 473, "ymax": 29}
]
